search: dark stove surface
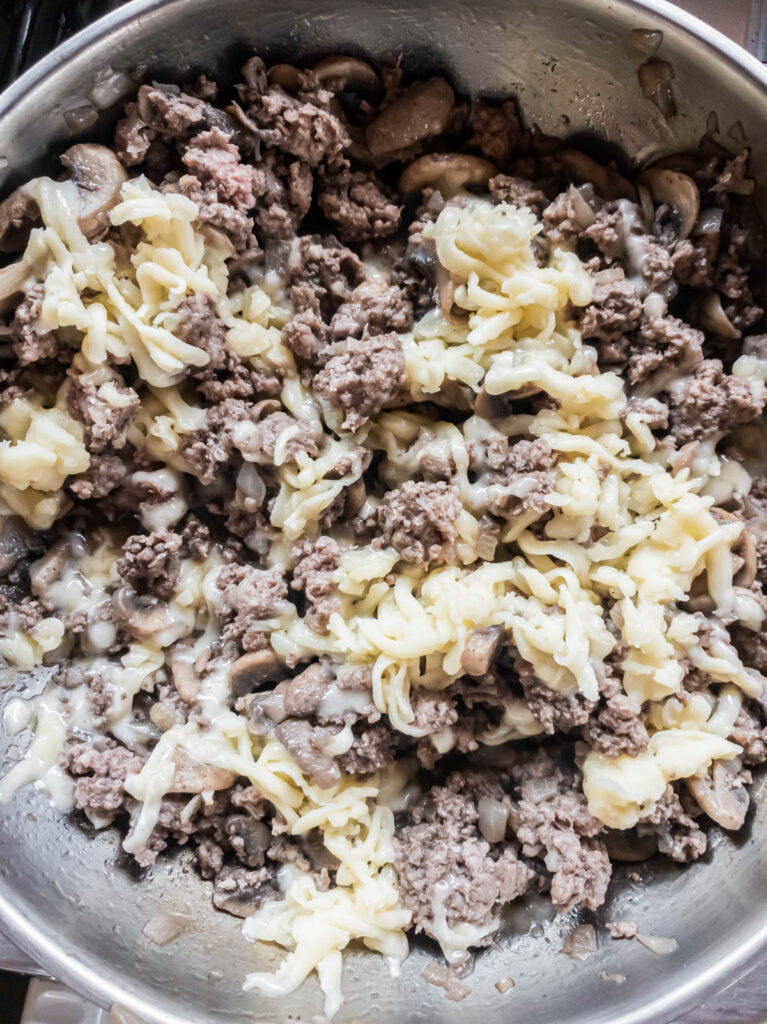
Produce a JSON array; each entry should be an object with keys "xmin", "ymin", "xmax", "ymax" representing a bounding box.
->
[{"xmin": 0, "ymin": 0, "xmax": 129, "ymax": 91}]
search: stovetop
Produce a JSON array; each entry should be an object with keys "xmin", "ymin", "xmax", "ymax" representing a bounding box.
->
[{"xmin": 2, "ymin": 0, "xmax": 767, "ymax": 1022}]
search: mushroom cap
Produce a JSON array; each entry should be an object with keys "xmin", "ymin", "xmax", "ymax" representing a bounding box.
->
[
  {"xmin": 59, "ymin": 143, "xmax": 128, "ymax": 241},
  {"xmin": 267, "ymin": 64, "xmax": 302, "ymax": 91},
  {"xmin": 0, "ymin": 187, "xmax": 40, "ymax": 254},
  {"xmin": 111, "ymin": 586, "xmax": 174, "ymax": 638},
  {"xmin": 228, "ymin": 649, "xmax": 285, "ymax": 699},
  {"xmin": 168, "ymin": 749, "xmax": 237, "ymax": 794},
  {"xmin": 398, "ymin": 152, "xmax": 497, "ymax": 195},
  {"xmin": 0, "ymin": 259, "xmax": 33, "ymax": 316},
  {"xmin": 365, "ymin": 78, "xmax": 454, "ymax": 157},
  {"xmin": 687, "ymin": 761, "xmax": 750, "ymax": 831},
  {"xmin": 556, "ymin": 149, "xmax": 636, "ymax": 202},
  {"xmin": 638, "ymin": 167, "xmax": 700, "ymax": 239},
  {"xmin": 311, "ymin": 55, "xmax": 381, "ymax": 99}
]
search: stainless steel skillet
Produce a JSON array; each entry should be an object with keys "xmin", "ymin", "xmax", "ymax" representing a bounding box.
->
[{"xmin": 1, "ymin": 1, "xmax": 767, "ymax": 1021}]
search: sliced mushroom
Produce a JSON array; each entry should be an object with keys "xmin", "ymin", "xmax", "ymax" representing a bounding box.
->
[
  {"xmin": 312, "ymin": 55, "xmax": 381, "ymax": 100},
  {"xmin": 686, "ymin": 760, "xmax": 750, "ymax": 830},
  {"xmin": 171, "ymin": 660, "xmax": 201, "ymax": 705},
  {"xmin": 59, "ymin": 143, "xmax": 127, "ymax": 240},
  {"xmin": 0, "ymin": 259, "xmax": 32, "ymax": 316},
  {"xmin": 735, "ymin": 527, "xmax": 758, "ymax": 588},
  {"xmin": 344, "ymin": 476, "xmax": 367, "ymax": 517},
  {"xmin": 212, "ymin": 865, "xmax": 279, "ymax": 918},
  {"xmin": 475, "ymin": 515, "xmax": 501, "ymax": 561},
  {"xmin": 365, "ymin": 78, "xmax": 455, "ymax": 156},
  {"xmin": 267, "ymin": 64, "xmax": 302, "ymax": 91},
  {"xmin": 0, "ymin": 516, "xmax": 39, "ymax": 575},
  {"xmin": 434, "ymin": 378, "xmax": 475, "ymax": 412},
  {"xmin": 461, "ymin": 625, "xmax": 504, "ymax": 676},
  {"xmin": 398, "ymin": 153, "xmax": 497, "ymax": 196},
  {"xmin": 275, "ymin": 719, "xmax": 341, "ymax": 788},
  {"xmin": 29, "ymin": 538, "xmax": 71, "ymax": 596},
  {"xmin": 228, "ymin": 648, "xmax": 285, "ymax": 699},
  {"xmin": 695, "ymin": 290, "xmax": 739, "ymax": 339},
  {"xmin": 556, "ymin": 150, "xmax": 636, "ymax": 202},
  {"xmin": 436, "ymin": 262, "xmax": 469, "ymax": 326},
  {"xmin": 638, "ymin": 167, "xmax": 700, "ymax": 239},
  {"xmin": 111, "ymin": 586, "xmax": 174, "ymax": 638},
  {"xmin": 603, "ymin": 830, "xmax": 659, "ymax": 862},
  {"xmin": 0, "ymin": 187, "xmax": 40, "ymax": 253},
  {"xmin": 168, "ymin": 748, "xmax": 237, "ymax": 794},
  {"xmin": 224, "ymin": 814, "xmax": 272, "ymax": 868}
]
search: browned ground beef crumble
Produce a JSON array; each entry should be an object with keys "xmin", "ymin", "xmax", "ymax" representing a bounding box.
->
[{"xmin": 2, "ymin": 51, "xmax": 767, "ymax": 976}]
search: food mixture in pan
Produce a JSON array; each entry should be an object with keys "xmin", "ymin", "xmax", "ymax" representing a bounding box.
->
[{"xmin": 1, "ymin": 51, "xmax": 767, "ymax": 1015}]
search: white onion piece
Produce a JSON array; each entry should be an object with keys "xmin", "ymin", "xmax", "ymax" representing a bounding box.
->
[
  {"xmin": 236, "ymin": 462, "xmax": 266, "ymax": 504},
  {"xmin": 64, "ymin": 105, "xmax": 99, "ymax": 133},
  {"xmin": 694, "ymin": 207, "xmax": 724, "ymax": 236},
  {"xmin": 562, "ymin": 924, "xmax": 597, "ymax": 960},
  {"xmin": 638, "ymin": 59, "xmax": 676, "ymax": 118},
  {"xmin": 88, "ymin": 66, "xmax": 135, "ymax": 109},
  {"xmin": 569, "ymin": 184, "xmax": 596, "ymax": 228},
  {"xmin": 522, "ymin": 776, "xmax": 559, "ymax": 803},
  {"xmin": 601, "ymin": 972, "xmax": 627, "ymax": 984},
  {"xmin": 636, "ymin": 933, "xmax": 679, "ymax": 956},
  {"xmin": 625, "ymin": 28, "xmax": 664, "ymax": 58},
  {"xmin": 477, "ymin": 797, "xmax": 509, "ymax": 843},
  {"xmin": 142, "ymin": 912, "xmax": 189, "ymax": 947}
]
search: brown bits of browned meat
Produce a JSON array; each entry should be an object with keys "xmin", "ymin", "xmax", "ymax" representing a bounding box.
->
[
  {"xmin": 330, "ymin": 279, "xmax": 413, "ymax": 340},
  {"xmin": 470, "ymin": 100, "xmax": 523, "ymax": 167},
  {"xmin": 173, "ymin": 293, "xmax": 228, "ymax": 368},
  {"xmin": 172, "ymin": 174, "xmax": 257, "ymax": 254},
  {"xmin": 318, "ymin": 168, "xmax": 401, "ymax": 243},
  {"xmin": 116, "ymin": 530, "xmax": 183, "ymax": 601},
  {"xmin": 66, "ymin": 377, "xmax": 140, "ymax": 453},
  {"xmin": 510, "ymin": 751, "xmax": 610, "ymax": 912},
  {"xmin": 291, "ymin": 536, "xmax": 341, "ymax": 632},
  {"xmin": 637, "ymin": 785, "xmax": 706, "ymax": 862},
  {"xmin": 393, "ymin": 771, "xmax": 533, "ymax": 954},
  {"xmin": 489, "ymin": 174, "xmax": 548, "ymax": 211},
  {"xmin": 584, "ymin": 692, "xmax": 650, "ymax": 757},
  {"xmin": 181, "ymin": 396, "xmax": 252, "ymax": 484},
  {"xmin": 627, "ymin": 315, "xmax": 703, "ymax": 387},
  {"xmin": 281, "ymin": 308, "xmax": 330, "ymax": 365},
  {"xmin": 68, "ymin": 453, "xmax": 129, "ymax": 501},
  {"xmin": 579, "ymin": 276, "xmax": 643, "ymax": 341},
  {"xmin": 667, "ymin": 359, "xmax": 765, "ymax": 444},
  {"xmin": 378, "ymin": 480, "xmax": 462, "ymax": 567},
  {"xmin": 313, "ymin": 333, "xmax": 405, "ymax": 429},
  {"xmin": 245, "ymin": 83, "xmax": 350, "ymax": 168},
  {"xmin": 473, "ymin": 437, "xmax": 557, "ymax": 519},
  {"xmin": 61, "ymin": 739, "xmax": 144, "ymax": 822},
  {"xmin": 521, "ymin": 674, "xmax": 596, "ymax": 735},
  {"xmin": 239, "ymin": 411, "xmax": 321, "ymax": 466},
  {"xmin": 250, "ymin": 152, "xmax": 313, "ymax": 242},
  {"xmin": 289, "ymin": 235, "xmax": 365, "ymax": 319},
  {"xmin": 182, "ymin": 127, "xmax": 255, "ymax": 211},
  {"xmin": 217, "ymin": 563, "xmax": 289, "ymax": 651},
  {"xmin": 670, "ymin": 237, "xmax": 713, "ymax": 287},
  {"xmin": 9, "ymin": 284, "xmax": 58, "ymax": 365},
  {"xmin": 212, "ymin": 865, "xmax": 280, "ymax": 918}
]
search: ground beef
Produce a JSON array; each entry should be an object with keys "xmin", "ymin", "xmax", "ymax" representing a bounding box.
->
[
  {"xmin": 68, "ymin": 453, "xmax": 129, "ymax": 500},
  {"xmin": 10, "ymin": 285, "xmax": 58, "ymax": 365},
  {"xmin": 470, "ymin": 100, "xmax": 523, "ymax": 167},
  {"xmin": 579, "ymin": 276, "xmax": 642, "ymax": 341},
  {"xmin": 378, "ymin": 481, "xmax": 462, "ymax": 567},
  {"xmin": 584, "ymin": 692, "xmax": 650, "ymax": 757},
  {"xmin": 67, "ymin": 378, "xmax": 140, "ymax": 453},
  {"xmin": 0, "ymin": 594, "xmax": 45, "ymax": 632},
  {"xmin": 181, "ymin": 397, "xmax": 252, "ymax": 484},
  {"xmin": 250, "ymin": 151, "xmax": 313, "ymax": 241},
  {"xmin": 289, "ymin": 235, "xmax": 364, "ymax": 320},
  {"xmin": 520, "ymin": 669, "xmax": 596, "ymax": 734},
  {"xmin": 114, "ymin": 102, "xmax": 154, "ymax": 166},
  {"xmin": 135, "ymin": 84, "xmax": 209, "ymax": 141},
  {"xmin": 291, "ymin": 536, "xmax": 341, "ymax": 632},
  {"xmin": 217, "ymin": 563, "xmax": 289, "ymax": 650},
  {"xmin": 489, "ymin": 174, "xmax": 548, "ymax": 211},
  {"xmin": 729, "ymin": 705, "xmax": 767, "ymax": 765},
  {"xmin": 240, "ymin": 411, "xmax": 321, "ymax": 465},
  {"xmin": 116, "ymin": 530, "xmax": 182, "ymax": 600},
  {"xmin": 312, "ymin": 333, "xmax": 405, "ymax": 429},
  {"xmin": 606, "ymin": 921, "xmax": 638, "ymax": 939},
  {"xmin": 542, "ymin": 189, "xmax": 595, "ymax": 245},
  {"xmin": 245, "ymin": 84, "xmax": 349, "ymax": 168},
  {"xmin": 182, "ymin": 127, "xmax": 255, "ymax": 210},
  {"xmin": 627, "ymin": 316, "xmax": 704, "ymax": 387},
  {"xmin": 281, "ymin": 307, "xmax": 330, "ymax": 366},
  {"xmin": 473, "ymin": 437, "xmax": 558, "ymax": 519},
  {"xmin": 338, "ymin": 722, "xmax": 399, "ymax": 774},
  {"xmin": 61, "ymin": 740, "xmax": 144, "ymax": 821},
  {"xmin": 171, "ymin": 174, "xmax": 258, "ymax": 253},
  {"xmin": 393, "ymin": 772, "xmax": 533, "ymax": 952},
  {"xmin": 667, "ymin": 359, "xmax": 766, "ymax": 444},
  {"xmin": 318, "ymin": 168, "xmax": 401, "ymax": 242},
  {"xmin": 638, "ymin": 786, "xmax": 706, "ymax": 862},
  {"xmin": 670, "ymin": 238, "xmax": 713, "ymax": 287},
  {"xmin": 330, "ymin": 280, "xmax": 413, "ymax": 340},
  {"xmin": 212, "ymin": 865, "xmax": 280, "ymax": 918},
  {"xmin": 743, "ymin": 476, "xmax": 767, "ymax": 583},
  {"xmin": 172, "ymin": 293, "xmax": 229, "ymax": 369}
]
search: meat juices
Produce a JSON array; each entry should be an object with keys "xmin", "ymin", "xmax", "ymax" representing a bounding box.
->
[{"xmin": 1, "ymin": 50, "xmax": 767, "ymax": 1001}]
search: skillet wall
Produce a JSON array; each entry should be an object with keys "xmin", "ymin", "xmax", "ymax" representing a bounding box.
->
[{"xmin": 1, "ymin": 1, "xmax": 767, "ymax": 1023}]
